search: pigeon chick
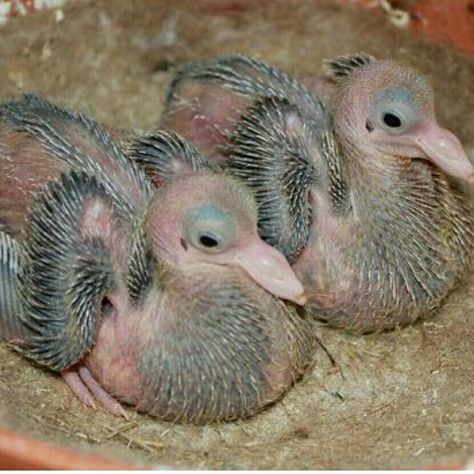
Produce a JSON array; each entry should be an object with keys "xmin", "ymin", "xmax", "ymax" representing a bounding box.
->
[
  {"xmin": 160, "ymin": 54, "xmax": 474, "ymax": 332},
  {"xmin": 0, "ymin": 95, "xmax": 313, "ymax": 422}
]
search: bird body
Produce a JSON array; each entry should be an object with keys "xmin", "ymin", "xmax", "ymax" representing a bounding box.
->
[
  {"xmin": 161, "ymin": 54, "xmax": 474, "ymax": 332},
  {"xmin": 88, "ymin": 258, "xmax": 310, "ymax": 420},
  {"xmin": 0, "ymin": 95, "xmax": 313, "ymax": 423}
]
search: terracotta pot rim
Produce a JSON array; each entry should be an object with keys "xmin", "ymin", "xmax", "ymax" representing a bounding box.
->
[{"xmin": 0, "ymin": 428, "xmax": 142, "ymax": 470}]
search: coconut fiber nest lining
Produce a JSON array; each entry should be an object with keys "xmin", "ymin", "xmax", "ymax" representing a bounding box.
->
[{"xmin": 0, "ymin": 0, "xmax": 473, "ymax": 469}]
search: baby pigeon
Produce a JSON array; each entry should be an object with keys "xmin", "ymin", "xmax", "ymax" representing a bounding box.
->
[
  {"xmin": 0, "ymin": 95, "xmax": 313, "ymax": 423},
  {"xmin": 160, "ymin": 54, "xmax": 474, "ymax": 332}
]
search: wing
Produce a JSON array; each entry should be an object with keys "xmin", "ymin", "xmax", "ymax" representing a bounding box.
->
[
  {"xmin": 18, "ymin": 170, "xmax": 127, "ymax": 371},
  {"xmin": 227, "ymin": 96, "xmax": 349, "ymax": 262},
  {"xmin": 127, "ymin": 130, "xmax": 217, "ymax": 187},
  {"xmin": 161, "ymin": 55, "xmax": 330, "ymax": 163},
  {"xmin": 0, "ymin": 94, "xmax": 152, "ymax": 234}
]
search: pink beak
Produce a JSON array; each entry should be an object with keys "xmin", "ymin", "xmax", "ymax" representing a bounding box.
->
[
  {"xmin": 415, "ymin": 124, "xmax": 474, "ymax": 182},
  {"xmin": 233, "ymin": 240, "xmax": 307, "ymax": 305}
]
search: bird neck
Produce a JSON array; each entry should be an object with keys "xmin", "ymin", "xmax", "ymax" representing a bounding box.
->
[
  {"xmin": 159, "ymin": 259, "xmax": 244, "ymax": 303},
  {"xmin": 343, "ymin": 133, "xmax": 436, "ymax": 222},
  {"xmin": 338, "ymin": 126, "xmax": 472, "ymax": 284}
]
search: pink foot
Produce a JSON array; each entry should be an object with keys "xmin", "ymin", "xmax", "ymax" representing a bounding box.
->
[{"xmin": 61, "ymin": 366, "xmax": 129, "ymax": 419}]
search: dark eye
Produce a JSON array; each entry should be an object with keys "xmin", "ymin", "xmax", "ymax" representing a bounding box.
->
[
  {"xmin": 199, "ymin": 234, "xmax": 219, "ymax": 248},
  {"xmin": 184, "ymin": 204, "xmax": 235, "ymax": 254},
  {"xmin": 382, "ymin": 112, "xmax": 402, "ymax": 128}
]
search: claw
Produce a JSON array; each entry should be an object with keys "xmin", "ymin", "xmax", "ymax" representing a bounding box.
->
[{"xmin": 78, "ymin": 367, "xmax": 130, "ymax": 419}]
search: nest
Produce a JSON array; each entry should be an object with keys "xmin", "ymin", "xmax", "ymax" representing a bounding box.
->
[{"xmin": 0, "ymin": 0, "xmax": 473, "ymax": 468}]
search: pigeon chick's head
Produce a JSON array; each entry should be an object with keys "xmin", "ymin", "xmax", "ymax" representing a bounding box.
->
[
  {"xmin": 328, "ymin": 53, "xmax": 474, "ymax": 182},
  {"xmin": 146, "ymin": 172, "xmax": 306, "ymax": 305}
]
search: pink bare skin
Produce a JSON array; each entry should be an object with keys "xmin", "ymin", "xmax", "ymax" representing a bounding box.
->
[
  {"xmin": 160, "ymin": 56, "xmax": 330, "ymax": 167},
  {"xmin": 161, "ymin": 82, "xmax": 250, "ymax": 164},
  {"xmin": 299, "ymin": 73, "xmax": 335, "ymax": 105},
  {"xmin": 0, "ymin": 126, "xmax": 70, "ymax": 237}
]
